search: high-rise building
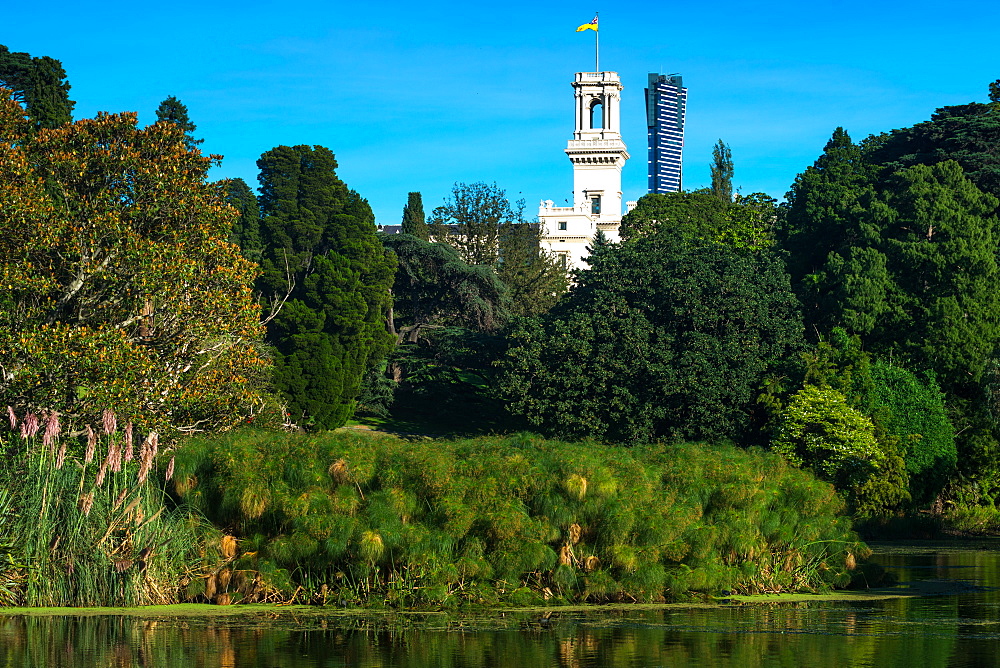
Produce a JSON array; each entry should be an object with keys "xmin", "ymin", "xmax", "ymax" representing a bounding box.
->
[
  {"xmin": 645, "ymin": 73, "xmax": 687, "ymax": 193},
  {"xmin": 538, "ymin": 71, "xmax": 631, "ymax": 270}
]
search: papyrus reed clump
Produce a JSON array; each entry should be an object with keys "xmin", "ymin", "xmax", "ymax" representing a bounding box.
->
[
  {"xmin": 0, "ymin": 408, "xmax": 216, "ymax": 606},
  {"xmin": 171, "ymin": 430, "xmax": 869, "ymax": 607}
]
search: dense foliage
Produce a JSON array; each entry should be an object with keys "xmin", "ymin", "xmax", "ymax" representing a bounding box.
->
[
  {"xmin": 256, "ymin": 145, "xmax": 395, "ymax": 430},
  {"xmin": 0, "ymin": 44, "xmax": 74, "ymax": 129},
  {"xmin": 430, "ymin": 181, "xmax": 566, "ymax": 316},
  {"xmin": 620, "ymin": 190, "xmax": 777, "ymax": 249},
  {"xmin": 781, "ymin": 104, "xmax": 1000, "ymax": 492},
  {"xmin": 500, "ymin": 231, "xmax": 803, "ymax": 443},
  {"xmin": 401, "ymin": 191, "xmax": 428, "ymax": 239},
  {"xmin": 0, "ymin": 95, "xmax": 269, "ymax": 434},
  {"xmin": 154, "ymin": 95, "xmax": 203, "ymax": 151},
  {"xmin": 170, "ymin": 430, "xmax": 867, "ymax": 607}
]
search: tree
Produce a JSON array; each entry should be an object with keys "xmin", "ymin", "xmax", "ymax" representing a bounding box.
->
[
  {"xmin": 257, "ymin": 145, "xmax": 395, "ymax": 430},
  {"xmin": 0, "ymin": 93, "xmax": 269, "ymax": 434},
  {"xmin": 794, "ymin": 329, "xmax": 955, "ymax": 505},
  {"xmin": 155, "ymin": 95, "xmax": 203, "ymax": 151},
  {"xmin": 401, "ymin": 191, "xmax": 429, "ymax": 240},
  {"xmin": 771, "ymin": 385, "xmax": 909, "ymax": 514},
  {"xmin": 224, "ymin": 177, "xmax": 263, "ymax": 265},
  {"xmin": 379, "ymin": 233, "xmax": 508, "ymax": 343},
  {"xmin": 500, "ymin": 233, "xmax": 803, "ymax": 443},
  {"xmin": 0, "ymin": 44, "xmax": 74, "ymax": 129},
  {"xmin": 430, "ymin": 181, "xmax": 522, "ymax": 266},
  {"xmin": 710, "ymin": 139, "xmax": 733, "ymax": 203},
  {"xmin": 619, "ymin": 190, "xmax": 775, "ymax": 249},
  {"xmin": 431, "ymin": 181, "xmax": 566, "ymax": 317},
  {"xmin": 864, "ymin": 84, "xmax": 1000, "ymax": 205},
  {"xmin": 375, "ymin": 231, "xmax": 507, "ymax": 388},
  {"xmin": 780, "ymin": 127, "xmax": 874, "ymax": 296}
]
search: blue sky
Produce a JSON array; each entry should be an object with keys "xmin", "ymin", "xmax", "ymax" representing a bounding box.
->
[{"xmin": 5, "ymin": 0, "xmax": 998, "ymax": 224}]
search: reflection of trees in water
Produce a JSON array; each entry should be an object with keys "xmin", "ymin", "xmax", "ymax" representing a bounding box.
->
[{"xmin": 0, "ymin": 592, "xmax": 984, "ymax": 668}]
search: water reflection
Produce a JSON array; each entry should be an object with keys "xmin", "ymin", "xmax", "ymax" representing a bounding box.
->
[{"xmin": 2, "ymin": 543, "xmax": 1000, "ymax": 667}]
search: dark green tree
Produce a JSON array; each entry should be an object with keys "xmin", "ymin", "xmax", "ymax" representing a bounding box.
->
[
  {"xmin": 401, "ymin": 191, "xmax": 429, "ymax": 240},
  {"xmin": 155, "ymin": 95, "xmax": 203, "ymax": 151},
  {"xmin": 710, "ymin": 139, "xmax": 734, "ymax": 203},
  {"xmin": 257, "ymin": 145, "xmax": 395, "ymax": 430},
  {"xmin": 868, "ymin": 161, "xmax": 1000, "ymax": 392},
  {"xmin": 500, "ymin": 234, "xmax": 803, "ymax": 443},
  {"xmin": 864, "ymin": 86, "xmax": 1000, "ymax": 204},
  {"xmin": 780, "ymin": 128, "xmax": 873, "ymax": 293},
  {"xmin": 224, "ymin": 177, "xmax": 263, "ymax": 265},
  {"xmin": 379, "ymin": 233, "xmax": 508, "ymax": 343},
  {"xmin": 0, "ymin": 45, "xmax": 73, "ymax": 129}
]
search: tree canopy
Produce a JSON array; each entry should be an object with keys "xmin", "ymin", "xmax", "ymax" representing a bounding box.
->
[
  {"xmin": 710, "ymin": 139, "xmax": 734, "ymax": 203},
  {"xmin": 430, "ymin": 181, "xmax": 566, "ymax": 317},
  {"xmin": 154, "ymin": 96, "xmax": 203, "ymax": 151},
  {"xmin": 0, "ymin": 44, "xmax": 74, "ymax": 129},
  {"xmin": 224, "ymin": 177, "xmax": 263, "ymax": 266},
  {"xmin": 0, "ymin": 93, "xmax": 268, "ymax": 434},
  {"xmin": 500, "ymin": 232, "xmax": 803, "ymax": 443},
  {"xmin": 256, "ymin": 145, "xmax": 395, "ymax": 430},
  {"xmin": 619, "ymin": 190, "xmax": 776, "ymax": 249}
]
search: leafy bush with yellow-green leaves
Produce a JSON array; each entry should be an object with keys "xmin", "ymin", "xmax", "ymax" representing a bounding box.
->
[{"xmin": 171, "ymin": 430, "xmax": 869, "ymax": 607}]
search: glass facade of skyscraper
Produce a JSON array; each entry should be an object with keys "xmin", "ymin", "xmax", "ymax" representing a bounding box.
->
[{"xmin": 645, "ymin": 73, "xmax": 687, "ymax": 193}]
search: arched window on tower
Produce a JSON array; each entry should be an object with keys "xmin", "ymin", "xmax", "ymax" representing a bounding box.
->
[{"xmin": 590, "ymin": 98, "xmax": 604, "ymax": 129}]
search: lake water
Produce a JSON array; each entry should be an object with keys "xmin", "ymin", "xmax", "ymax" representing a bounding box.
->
[{"xmin": 3, "ymin": 541, "xmax": 1000, "ymax": 667}]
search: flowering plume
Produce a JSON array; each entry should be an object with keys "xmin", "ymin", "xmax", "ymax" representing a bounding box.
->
[
  {"xmin": 43, "ymin": 411, "xmax": 60, "ymax": 450},
  {"xmin": 6, "ymin": 406, "xmax": 16, "ymax": 430},
  {"xmin": 124, "ymin": 422, "xmax": 134, "ymax": 462},
  {"xmin": 102, "ymin": 408, "xmax": 117, "ymax": 435},
  {"xmin": 21, "ymin": 412, "xmax": 39, "ymax": 438},
  {"xmin": 85, "ymin": 425, "xmax": 96, "ymax": 463}
]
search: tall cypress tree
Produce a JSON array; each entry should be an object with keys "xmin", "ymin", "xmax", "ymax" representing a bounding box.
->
[
  {"xmin": 710, "ymin": 139, "xmax": 734, "ymax": 203},
  {"xmin": 257, "ymin": 145, "xmax": 396, "ymax": 429},
  {"xmin": 0, "ymin": 45, "xmax": 74, "ymax": 129},
  {"xmin": 155, "ymin": 96, "xmax": 203, "ymax": 150},
  {"xmin": 401, "ymin": 191, "xmax": 428, "ymax": 239}
]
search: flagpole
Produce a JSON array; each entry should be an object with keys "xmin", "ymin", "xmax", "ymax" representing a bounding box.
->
[{"xmin": 595, "ymin": 12, "xmax": 600, "ymax": 72}]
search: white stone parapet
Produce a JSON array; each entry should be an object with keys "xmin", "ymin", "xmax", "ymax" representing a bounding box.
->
[
  {"xmin": 566, "ymin": 139, "xmax": 628, "ymax": 150},
  {"xmin": 576, "ymin": 72, "xmax": 621, "ymax": 83}
]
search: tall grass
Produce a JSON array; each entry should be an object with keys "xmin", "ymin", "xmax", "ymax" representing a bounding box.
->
[
  {"xmin": 171, "ymin": 430, "xmax": 870, "ymax": 607},
  {"xmin": 0, "ymin": 409, "xmax": 218, "ymax": 606}
]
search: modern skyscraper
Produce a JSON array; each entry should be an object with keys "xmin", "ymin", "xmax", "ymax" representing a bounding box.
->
[{"xmin": 645, "ymin": 73, "xmax": 687, "ymax": 193}]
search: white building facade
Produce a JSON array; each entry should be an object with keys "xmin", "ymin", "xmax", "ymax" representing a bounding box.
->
[{"xmin": 539, "ymin": 71, "xmax": 635, "ymax": 270}]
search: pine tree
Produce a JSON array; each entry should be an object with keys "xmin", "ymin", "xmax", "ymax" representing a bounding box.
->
[
  {"xmin": 0, "ymin": 45, "xmax": 74, "ymax": 129},
  {"xmin": 224, "ymin": 177, "xmax": 263, "ymax": 265},
  {"xmin": 257, "ymin": 145, "xmax": 396, "ymax": 429},
  {"xmin": 710, "ymin": 139, "xmax": 734, "ymax": 203},
  {"xmin": 401, "ymin": 192, "xmax": 428, "ymax": 239},
  {"xmin": 155, "ymin": 95, "xmax": 203, "ymax": 150}
]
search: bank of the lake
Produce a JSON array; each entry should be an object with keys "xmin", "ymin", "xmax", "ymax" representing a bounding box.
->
[
  {"xmin": 2, "ymin": 428, "xmax": 872, "ymax": 608},
  {"xmin": 2, "ymin": 542, "xmax": 1000, "ymax": 667}
]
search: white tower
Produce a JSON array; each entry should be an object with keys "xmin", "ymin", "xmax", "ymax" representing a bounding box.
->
[{"xmin": 539, "ymin": 71, "xmax": 631, "ymax": 270}]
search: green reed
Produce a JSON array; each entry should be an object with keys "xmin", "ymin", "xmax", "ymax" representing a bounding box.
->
[{"xmin": 0, "ymin": 408, "xmax": 217, "ymax": 606}]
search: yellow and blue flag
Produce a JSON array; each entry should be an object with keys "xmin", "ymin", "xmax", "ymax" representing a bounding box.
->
[{"xmin": 576, "ymin": 15, "xmax": 598, "ymax": 32}]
